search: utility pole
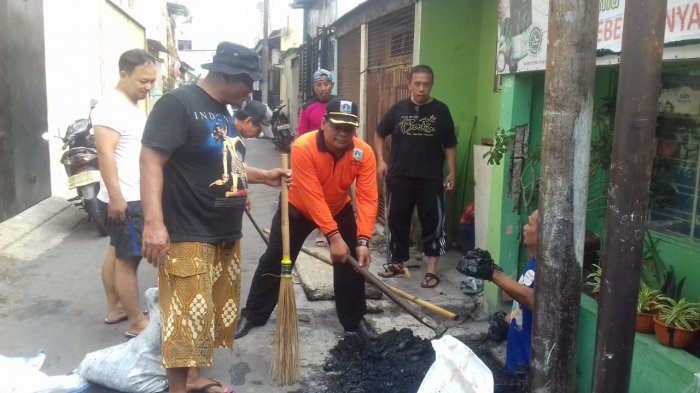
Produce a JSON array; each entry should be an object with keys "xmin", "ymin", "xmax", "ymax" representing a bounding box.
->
[
  {"xmin": 531, "ymin": 0, "xmax": 598, "ymax": 391},
  {"xmin": 261, "ymin": 0, "xmax": 270, "ymax": 105},
  {"xmin": 591, "ymin": 2, "xmax": 667, "ymax": 392}
]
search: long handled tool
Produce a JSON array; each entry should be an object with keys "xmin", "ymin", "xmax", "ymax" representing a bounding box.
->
[
  {"xmin": 346, "ymin": 255, "xmax": 447, "ymax": 337},
  {"xmin": 254, "ymin": 226, "xmax": 458, "ymax": 321},
  {"xmin": 270, "ymin": 154, "xmax": 300, "ymax": 386}
]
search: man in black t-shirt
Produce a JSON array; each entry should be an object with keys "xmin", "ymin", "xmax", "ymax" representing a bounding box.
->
[
  {"xmin": 140, "ymin": 41, "xmax": 289, "ymax": 393},
  {"xmin": 374, "ymin": 64, "xmax": 457, "ymax": 289}
]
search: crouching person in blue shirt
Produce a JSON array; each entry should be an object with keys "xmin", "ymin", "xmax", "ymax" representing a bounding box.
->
[{"xmin": 457, "ymin": 209, "xmax": 539, "ymax": 386}]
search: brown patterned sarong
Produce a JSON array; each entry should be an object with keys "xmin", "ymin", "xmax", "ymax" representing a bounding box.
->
[{"xmin": 159, "ymin": 241, "xmax": 241, "ymax": 368}]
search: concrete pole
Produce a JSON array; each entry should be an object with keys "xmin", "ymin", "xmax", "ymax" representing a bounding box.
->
[
  {"xmin": 531, "ymin": 0, "xmax": 598, "ymax": 391},
  {"xmin": 261, "ymin": 0, "xmax": 270, "ymax": 105},
  {"xmin": 591, "ymin": 2, "xmax": 667, "ymax": 392}
]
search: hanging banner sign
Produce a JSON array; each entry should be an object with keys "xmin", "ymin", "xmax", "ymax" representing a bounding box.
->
[{"xmin": 497, "ymin": 0, "xmax": 700, "ymax": 74}]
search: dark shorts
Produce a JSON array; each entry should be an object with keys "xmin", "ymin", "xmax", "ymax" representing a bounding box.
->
[{"xmin": 98, "ymin": 200, "xmax": 144, "ymax": 259}]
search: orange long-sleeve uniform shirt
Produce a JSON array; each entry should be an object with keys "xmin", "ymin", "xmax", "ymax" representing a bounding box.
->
[{"xmin": 288, "ymin": 130, "xmax": 378, "ymax": 242}]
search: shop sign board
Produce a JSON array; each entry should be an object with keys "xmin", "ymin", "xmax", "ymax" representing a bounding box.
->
[{"xmin": 497, "ymin": 0, "xmax": 700, "ymax": 74}]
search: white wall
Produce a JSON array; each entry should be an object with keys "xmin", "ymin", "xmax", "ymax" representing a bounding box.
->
[{"xmin": 43, "ymin": 1, "xmax": 146, "ymax": 197}]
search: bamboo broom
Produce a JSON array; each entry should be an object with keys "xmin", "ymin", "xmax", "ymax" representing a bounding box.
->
[{"xmin": 271, "ymin": 153, "xmax": 301, "ymax": 386}]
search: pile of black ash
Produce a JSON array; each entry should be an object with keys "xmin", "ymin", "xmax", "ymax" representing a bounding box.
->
[{"xmin": 321, "ymin": 328, "xmax": 434, "ymax": 393}]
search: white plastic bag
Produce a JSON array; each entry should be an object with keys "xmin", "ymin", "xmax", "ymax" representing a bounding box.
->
[
  {"xmin": 683, "ymin": 372, "xmax": 700, "ymax": 393},
  {"xmin": 417, "ymin": 334, "xmax": 494, "ymax": 393},
  {"xmin": 0, "ymin": 351, "xmax": 88, "ymax": 393},
  {"xmin": 76, "ymin": 288, "xmax": 167, "ymax": 393}
]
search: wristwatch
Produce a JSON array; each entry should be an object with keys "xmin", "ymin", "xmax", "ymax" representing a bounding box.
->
[{"xmin": 357, "ymin": 239, "xmax": 370, "ymax": 248}]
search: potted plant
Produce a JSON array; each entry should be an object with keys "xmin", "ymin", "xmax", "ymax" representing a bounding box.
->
[
  {"xmin": 585, "ymin": 263, "xmax": 602, "ymax": 301},
  {"xmin": 636, "ymin": 282, "xmax": 661, "ymax": 333},
  {"xmin": 653, "ymin": 296, "xmax": 700, "ymax": 348}
]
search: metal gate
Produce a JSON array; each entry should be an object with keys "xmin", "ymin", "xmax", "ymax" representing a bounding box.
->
[
  {"xmin": 365, "ymin": 6, "xmax": 415, "ymax": 222},
  {"xmin": 0, "ymin": 0, "xmax": 50, "ymax": 222},
  {"xmin": 336, "ymin": 27, "xmax": 361, "ymax": 105},
  {"xmin": 298, "ymin": 27, "xmax": 334, "ymax": 102}
]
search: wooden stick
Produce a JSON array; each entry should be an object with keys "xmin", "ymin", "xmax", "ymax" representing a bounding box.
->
[
  {"xmin": 345, "ymin": 255, "xmax": 447, "ymax": 337},
  {"xmin": 260, "ymin": 228, "xmax": 457, "ymax": 321}
]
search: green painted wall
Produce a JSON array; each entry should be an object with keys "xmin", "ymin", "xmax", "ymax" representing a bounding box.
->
[
  {"xmin": 418, "ymin": 0, "xmax": 501, "ymax": 236},
  {"xmin": 496, "ymin": 65, "xmax": 700, "ymax": 392},
  {"xmin": 485, "ymin": 73, "xmax": 533, "ymax": 308},
  {"xmin": 577, "ymin": 298, "xmax": 700, "ymax": 393}
]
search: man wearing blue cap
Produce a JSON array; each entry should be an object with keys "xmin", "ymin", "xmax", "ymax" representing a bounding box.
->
[{"xmin": 140, "ymin": 41, "xmax": 290, "ymax": 393}]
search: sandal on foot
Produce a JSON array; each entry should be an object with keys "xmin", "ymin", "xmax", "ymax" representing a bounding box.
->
[
  {"xmin": 104, "ymin": 314, "xmax": 128, "ymax": 325},
  {"xmin": 378, "ymin": 263, "xmax": 405, "ymax": 278},
  {"xmin": 188, "ymin": 377, "xmax": 233, "ymax": 393},
  {"xmin": 421, "ymin": 272, "xmax": 440, "ymax": 288},
  {"xmin": 315, "ymin": 237, "xmax": 328, "ymax": 247}
]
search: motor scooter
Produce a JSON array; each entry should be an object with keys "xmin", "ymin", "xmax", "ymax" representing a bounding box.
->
[
  {"xmin": 51, "ymin": 100, "xmax": 107, "ymax": 235},
  {"xmin": 271, "ymin": 103, "xmax": 293, "ymax": 152}
]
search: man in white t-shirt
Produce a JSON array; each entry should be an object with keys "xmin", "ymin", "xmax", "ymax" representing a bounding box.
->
[{"xmin": 93, "ymin": 49, "xmax": 157, "ymax": 338}]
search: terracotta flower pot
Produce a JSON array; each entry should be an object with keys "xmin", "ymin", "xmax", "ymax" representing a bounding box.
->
[
  {"xmin": 636, "ymin": 312, "xmax": 656, "ymax": 333},
  {"xmin": 653, "ymin": 316, "xmax": 700, "ymax": 348}
]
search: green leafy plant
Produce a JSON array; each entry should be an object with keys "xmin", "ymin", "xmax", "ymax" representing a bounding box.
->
[
  {"xmin": 483, "ymin": 127, "xmax": 518, "ymax": 165},
  {"xmin": 586, "ymin": 263, "xmax": 602, "ymax": 294},
  {"xmin": 637, "ymin": 282, "xmax": 662, "ymax": 314},
  {"xmin": 641, "ymin": 230, "xmax": 686, "ymax": 301},
  {"xmin": 655, "ymin": 296, "xmax": 700, "ymax": 331}
]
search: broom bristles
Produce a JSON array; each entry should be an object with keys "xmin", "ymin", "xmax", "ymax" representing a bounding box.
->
[{"xmin": 271, "ymin": 278, "xmax": 301, "ymax": 386}]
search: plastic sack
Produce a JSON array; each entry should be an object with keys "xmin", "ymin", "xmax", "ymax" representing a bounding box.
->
[
  {"xmin": 683, "ymin": 372, "xmax": 700, "ymax": 393},
  {"xmin": 0, "ymin": 351, "xmax": 88, "ymax": 393},
  {"xmin": 76, "ymin": 287, "xmax": 167, "ymax": 393},
  {"xmin": 417, "ymin": 334, "xmax": 494, "ymax": 393}
]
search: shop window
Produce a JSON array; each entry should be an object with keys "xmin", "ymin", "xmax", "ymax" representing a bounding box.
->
[{"xmin": 649, "ymin": 72, "xmax": 700, "ymax": 241}]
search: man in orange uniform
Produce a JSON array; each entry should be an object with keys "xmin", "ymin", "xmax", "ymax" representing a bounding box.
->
[{"xmin": 236, "ymin": 97, "xmax": 380, "ymax": 340}]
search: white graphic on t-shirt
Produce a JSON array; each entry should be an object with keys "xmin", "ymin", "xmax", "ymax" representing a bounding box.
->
[
  {"xmin": 209, "ymin": 124, "xmax": 248, "ymax": 197},
  {"xmin": 509, "ymin": 267, "xmax": 535, "ymax": 331},
  {"xmin": 398, "ymin": 115, "xmax": 437, "ymax": 136}
]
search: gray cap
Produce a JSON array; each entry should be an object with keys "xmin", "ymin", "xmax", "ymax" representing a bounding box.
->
[{"xmin": 313, "ymin": 68, "xmax": 333, "ymax": 83}]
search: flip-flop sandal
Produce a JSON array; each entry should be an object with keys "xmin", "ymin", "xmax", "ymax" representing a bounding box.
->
[
  {"xmin": 188, "ymin": 378, "xmax": 233, "ymax": 393},
  {"xmin": 421, "ymin": 272, "xmax": 440, "ymax": 288},
  {"xmin": 104, "ymin": 315, "xmax": 128, "ymax": 325},
  {"xmin": 377, "ymin": 263, "xmax": 405, "ymax": 278},
  {"xmin": 106, "ymin": 309, "xmax": 148, "ymax": 324},
  {"xmin": 315, "ymin": 237, "xmax": 328, "ymax": 247}
]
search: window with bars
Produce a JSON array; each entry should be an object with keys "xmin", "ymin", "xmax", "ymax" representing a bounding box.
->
[
  {"xmin": 649, "ymin": 72, "xmax": 700, "ymax": 242},
  {"xmin": 390, "ymin": 30, "xmax": 413, "ymax": 57}
]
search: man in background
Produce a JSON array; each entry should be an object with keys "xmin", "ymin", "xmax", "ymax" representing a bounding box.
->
[
  {"xmin": 94, "ymin": 48, "xmax": 156, "ymax": 338},
  {"xmin": 374, "ymin": 64, "xmax": 457, "ymax": 289}
]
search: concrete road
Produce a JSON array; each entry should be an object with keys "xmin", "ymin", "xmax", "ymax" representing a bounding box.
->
[{"xmin": 0, "ymin": 138, "xmax": 487, "ymax": 393}]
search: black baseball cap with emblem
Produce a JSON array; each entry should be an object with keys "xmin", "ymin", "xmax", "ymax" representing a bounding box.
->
[
  {"xmin": 324, "ymin": 96, "xmax": 359, "ymax": 127},
  {"xmin": 202, "ymin": 42, "xmax": 262, "ymax": 80}
]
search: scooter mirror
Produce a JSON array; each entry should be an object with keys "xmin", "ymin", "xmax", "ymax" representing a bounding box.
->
[{"xmin": 90, "ymin": 99, "xmax": 98, "ymax": 109}]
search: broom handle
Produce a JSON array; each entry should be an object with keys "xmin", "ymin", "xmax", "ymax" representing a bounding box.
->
[
  {"xmin": 258, "ymin": 227, "xmax": 456, "ymax": 321},
  {"xmin": 280, "ymin": 154, "xmax": 292, "ymax": 276},
  {"xmin": 346, "ymin": 255, "xmax": 446, "ymax": 336}
]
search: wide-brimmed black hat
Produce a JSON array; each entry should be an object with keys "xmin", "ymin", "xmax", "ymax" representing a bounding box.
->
[
  {"xmin": 325, "ymin": 96, "xmax": 359, "ymax": 127},
  {"xmin": 202, "ymin": 42, "xmax": 262, "ymax": 80}
]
